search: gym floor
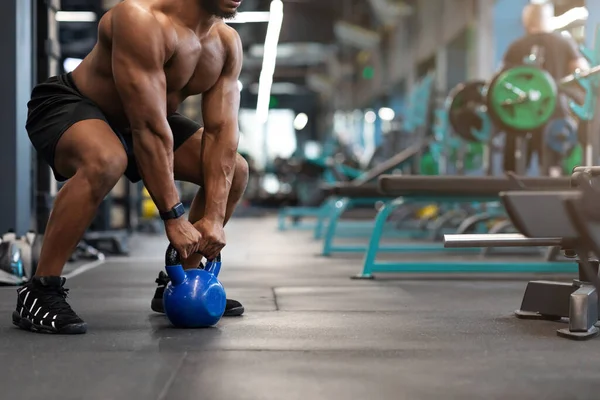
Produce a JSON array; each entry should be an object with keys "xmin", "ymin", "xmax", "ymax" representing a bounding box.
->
[{"xmin": 1, "ymin": 217, "xmax": 599, "ymax": 400}]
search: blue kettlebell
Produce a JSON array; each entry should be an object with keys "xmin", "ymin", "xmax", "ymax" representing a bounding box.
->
[{"xmin": 162, "ymin": 245, "xmax": 227, "ymax": 328}]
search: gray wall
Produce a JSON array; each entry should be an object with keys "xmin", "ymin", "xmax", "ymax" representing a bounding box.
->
[{"xmin": 345, "ymin": 0, "xmax": 480, "ymax": 108}]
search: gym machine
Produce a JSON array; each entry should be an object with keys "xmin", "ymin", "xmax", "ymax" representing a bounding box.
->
[{"xmin": 445, "ymin": 167, "xmax": 600, "ymax": 340}]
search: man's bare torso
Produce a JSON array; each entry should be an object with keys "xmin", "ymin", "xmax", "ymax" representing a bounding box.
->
[{"xmin": 71, "ymin": 0, "xmax": 234, "ymax": 129}]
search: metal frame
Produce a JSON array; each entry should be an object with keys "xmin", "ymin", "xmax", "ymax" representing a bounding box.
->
[
  {"xmin": 320, "ymin": 197, "xmax": 427, "ymax": 256},
  {"xmin": 278, "ymin": 197, "xmax": 338, "ymax": 234},
  {"xmin": 352, "ymin": 200, "xmax": 576, "ymax": 279}
]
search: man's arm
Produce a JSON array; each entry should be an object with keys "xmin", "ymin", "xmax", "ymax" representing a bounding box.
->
[
  {"xmin": 111, "ymin": 4, "xmax": 180, "ymax": 213},
  {"xmin": 200, "ymin": 28, "xmax": 243, "ymax": 224},
  {"xmin": 564, "ymin": 36, "xmax": 590, "ymax": 73}
]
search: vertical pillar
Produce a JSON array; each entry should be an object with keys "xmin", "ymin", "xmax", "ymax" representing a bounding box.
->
[
  {"xmin": 446, "ymin": 31, "xmax": 468, "ymax": 90},
  {"xmin": 373, "ymin": 100, "xmax": 383, "ymax": 147},
  {"xmin": 435, "ymin": 47, "xmax": 448, "ymax": 95},
  {"xmin": 0, "ymin": 0, "xmax": 32, "ymax": 235},
  {"xmin": 469, "ymin": 0, "xmax": 496, "ymax": 80},
  {"xmin": 585, "ymin": 0, "xmax": 600, "ymax": 50}
]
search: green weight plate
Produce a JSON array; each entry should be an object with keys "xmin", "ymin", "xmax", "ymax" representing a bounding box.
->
[
  {"xmin": 446, "ymin": 80, "xmax": 489, "ymax": 142},
  {"xmin": 420, "ymin": 152, "xmax": 439, "ymax": 176},
  {"xmin": 487, "ymin": 65, "xmax": 558, "ymax": 132}
]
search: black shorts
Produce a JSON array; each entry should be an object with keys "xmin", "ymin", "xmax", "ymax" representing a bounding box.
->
[{"xmin": 25, "ymin": 73, "xmax": 201, "ymax": 183}]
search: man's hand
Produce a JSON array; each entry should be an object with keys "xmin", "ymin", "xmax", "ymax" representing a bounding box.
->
[
  {"xmin": 165, "ymin": 219, "xmax": 202, "ymax": 259},
  {"xmin": 194, "ymin": 218, "xmax": 226, "ymax": 260}
]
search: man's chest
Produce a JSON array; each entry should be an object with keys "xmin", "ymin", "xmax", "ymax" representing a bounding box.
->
[{"xmin": 163, "ymin": 37, "xmax": 226, "ymax": 112}]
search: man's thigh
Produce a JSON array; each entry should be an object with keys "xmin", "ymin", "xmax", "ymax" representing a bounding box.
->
[
  {"xmin": 170, "ymin": 113, "xmax": 247, "ymax": 187},
  {"xmin": 54, "ymin": 119, "xmax": 128, "ymax": 180}
]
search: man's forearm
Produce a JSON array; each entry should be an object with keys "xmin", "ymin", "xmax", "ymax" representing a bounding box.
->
[
  {"xmin": 201, "ymin": 131, "xmax": 237, "ymax": 224},
  {"xmin": 132, "ymin": 128, "xmax": 181, "ymax": 213}
]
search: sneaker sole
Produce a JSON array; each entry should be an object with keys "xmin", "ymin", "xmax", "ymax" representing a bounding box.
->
[
  {"xmin": 151, "ymin": 299, "xmax": 245, "ymax": 317},
  {"xmin": 224, "ymin": 306, "xmax": 244, "ymax": 317},
  {"xmin": 12, "ymin": 311, "xmax": 87, "ymax": 334},
  {"xmin": 151, "ymin": 298, "xmax": 165, "ymax": 313}
]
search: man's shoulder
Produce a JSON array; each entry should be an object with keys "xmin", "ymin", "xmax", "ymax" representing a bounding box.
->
[
  {"xmin": 214, "ymin": 22, "xmax": 242, "ymax": 51},
  {"xmin": 111, "ymin": 1, "xmax": 178, "ymax": 53},
  {"xmin": 510, "ymin": 34, "xmax": 534, "ymax": 48},
  {"xmin": 112, "ymin": 1, "xmax": 177, "ymax": 34},
  {"xmin": 509, "ymin": 32, "xmax": 569, "ymax": 51},
  {"xmin": 547, "ymin": 32, "xmax": 574, "ymax": 44}
]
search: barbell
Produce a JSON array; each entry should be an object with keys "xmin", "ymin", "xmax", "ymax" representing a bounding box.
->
[
  {"xmin": 560, "ymin": 65, "xmax": 600, "ymax": 85},
  {"xmin": 486, "ymin": 64, "xmax": 598, "ymax": 133}
]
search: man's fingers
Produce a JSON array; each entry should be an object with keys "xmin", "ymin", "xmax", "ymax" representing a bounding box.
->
[
  {"xmin": 204, "ymin": 248, "xmax": 217, "ymax": 260},
  {"xmin": 195, "ymin": 239, "xmax": 225, "ymax": 260},
  {"xmin": 180, "ymin": 248, "xmax": 189, "ymax": 259}
]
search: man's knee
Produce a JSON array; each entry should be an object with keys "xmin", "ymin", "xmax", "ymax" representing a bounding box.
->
[
  {"xmin": 233, "ymin": 154, "xmax": 249, "ymax": 190},
  {"xmin": 78, "ymin": 152, "xmax": 127, "ymax": 200}
]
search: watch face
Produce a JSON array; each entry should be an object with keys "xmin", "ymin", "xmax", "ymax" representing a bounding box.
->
[{"xmin": 161, "ymin": 203, "xmax": 185, "ymax": 220}]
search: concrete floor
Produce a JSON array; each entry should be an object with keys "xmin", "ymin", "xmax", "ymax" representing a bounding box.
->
[{"xmin": 1, "ymin": 217, "xmax": 599, "ymax": 400}]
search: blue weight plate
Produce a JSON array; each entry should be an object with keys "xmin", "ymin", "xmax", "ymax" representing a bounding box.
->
[{"xmin": 543, "ymin": 118, "xmax": 578, "ymax": 155}]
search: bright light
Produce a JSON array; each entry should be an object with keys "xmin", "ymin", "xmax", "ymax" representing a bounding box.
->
[
  {"xmin": 237, "ymin": 80, "xmax": 244, "ymax": 92},
  {"xmin": 63, "ymin": 57, "xmax": 83, "ymax": 73},
  {"xmin": 304, "ymin": 141, "xmax": 321, "ymax": 159},
  {"xmin": 378, "ymin": 107, "xmax": 395, "ymax": 121},
  {"xmin": 552, "ymin": 7, "xmax": 588, "ymax": 30},
  {"xmin": 262, "ymin": 174, "xmax": 281, "ymax": 194},
  {"xmin": 365, "ymin": 110, "xmax": 377, "ymax": 124},
  {"xmin": 256, "ymin": 0, "xmax": 284, "ymax": 124},
  {"xmin": 225, "ymin": 11, "xmax": 271, "ymax": 24},
  {"xmin": 293, "ymin": 113, "xmax": 309, "ymax": 130},
  {"xmin": 55, "ymin": 11, "xmax": 97, "ymax": 22}
]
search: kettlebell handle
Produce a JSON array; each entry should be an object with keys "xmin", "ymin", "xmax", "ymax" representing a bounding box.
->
[{"xmin": 165, "ymin": 244, "xmax": 221, "ymax": 266}]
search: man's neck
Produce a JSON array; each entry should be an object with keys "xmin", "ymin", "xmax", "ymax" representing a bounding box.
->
[{"xmin": 170, "ymin": 0, "xmax": 218, "ymax": 34}]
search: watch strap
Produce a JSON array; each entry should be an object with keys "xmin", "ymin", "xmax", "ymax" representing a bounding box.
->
[{"xmin": 160, "ymin": 202, "xmax": 185, "ymax": 221}]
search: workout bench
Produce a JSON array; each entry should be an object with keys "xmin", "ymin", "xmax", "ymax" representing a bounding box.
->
[
  {"xmin": 351, "ymin": 175, "xmax": 576, "ymax": 279},
  {"xmin": 444, "ymin": 167, "xmax": 600, "ymax": 340}
]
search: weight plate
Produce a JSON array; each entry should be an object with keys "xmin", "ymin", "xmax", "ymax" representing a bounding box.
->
[
  {"xmin": 470, "ymin": 110, "xmax": 492, "ymax": 143},
  {"xmin": 487, "ymin": 65, "xmax": 558, "ymax": 133},
  {"xmin": 447, "ymin": 80, "xmax": 490, "ymax": 143},
  {"xmin": 543, "ymin": 118, "xmax": 578, "ymax": 155}
]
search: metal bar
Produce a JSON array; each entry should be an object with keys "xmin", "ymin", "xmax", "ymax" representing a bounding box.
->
[
  {"xmin": 352, "ymin": 140, "xmax": 429, "ymax": 186},
  {"xmin": 560, "ymin": 65, "xmax": 600, "ymax": 85},
  {"xmin": 357, "ymin": 260, "xmax": 577, "ymax": 275},
  {"xmin": 444, "ymin": 233, "xmax": 563, "ymax": 248}
]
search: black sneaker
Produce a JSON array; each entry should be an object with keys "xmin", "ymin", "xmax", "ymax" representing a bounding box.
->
[
  {"xmin": 12, "ymin": 276, "xmax": 87, "ymax": 334},
  {"xmin": 151, "ymin": 270, "xmax": 244, "ymax": 316}
]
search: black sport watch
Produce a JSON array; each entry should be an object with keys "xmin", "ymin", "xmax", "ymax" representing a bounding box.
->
[{"xmin": 160, "ymin": 202, "xmax": 185, "ymax": 221}]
